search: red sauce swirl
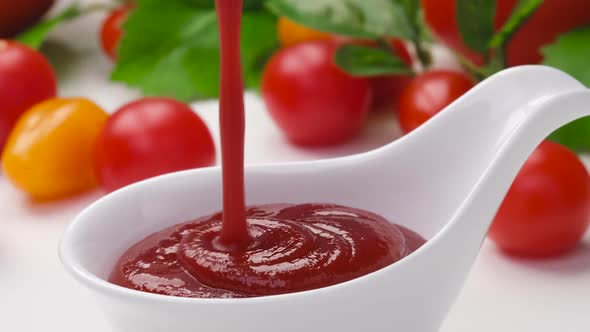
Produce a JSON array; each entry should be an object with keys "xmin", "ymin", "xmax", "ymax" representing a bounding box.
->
[{"xmin": 110, "ymin": 204, "xmax": 425, "ymax": 298}]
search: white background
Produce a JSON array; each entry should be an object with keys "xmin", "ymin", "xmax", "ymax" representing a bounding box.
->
[{"xmin": 1, "ymin": 1, "xmax": 589, "ymax": 331}]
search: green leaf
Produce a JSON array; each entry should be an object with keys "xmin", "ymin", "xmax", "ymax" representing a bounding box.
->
[
  {"xmin": 395, "ymin": 0, "xmax": 420, "ymax": 22},
  {"xmin": 395, "ymin": 0, "xmax": 421, "ymax": 39},
  {"xmin": 267, "ymin": 0, "xmax": 415, "ymax": 39},
  {"xmin": 395, "ymin": 0, "xmax": 432, "ymax": 67},
  {"xmin": 184, "ymin": 0, "xmax": 265, "ymax": 10},
  {"xmin": 16, "ymin": 4, "xmax": 81, "ymax": 49},
  {"xmin": 489, "ymin": 0, "xmax": 542, "ymax": 49},
  {"xmin": 456, "ymin": 0, "xmax": 496, "ymax": 54},
  {"xmin": 112, "ymin": 0, "xmax": 278, "ymax": 101},
  {"xmin": 245, "ymin": 49, "xmax": 274, "ymax": 90},
  {"xmin": 542, "ymin": 27, "xmax": 590, "ymax": 85},
  {"xmin": 334, "ymin": 44, "xmax": 413, "ymax": 76},
  {"xmin": 241, "ymin": 13, "xmax": 280, "ymax": 90},
  {"xmin": 543, "ymin": 27, "xmax": 590, "ymax": 152},
  {"xmin": 549, "ymin": 120, "xmax": 590, "ymax": 153}
]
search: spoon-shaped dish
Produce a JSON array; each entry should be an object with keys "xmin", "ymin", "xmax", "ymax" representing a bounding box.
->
[{"xmin": 60, "ymin": 66, "xmax": 590, "ymax": 332}]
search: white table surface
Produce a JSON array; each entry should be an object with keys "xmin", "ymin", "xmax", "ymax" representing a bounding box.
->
[{"xmin": 2, "ymin": 1, "xmax": 589, "ymax": 331}]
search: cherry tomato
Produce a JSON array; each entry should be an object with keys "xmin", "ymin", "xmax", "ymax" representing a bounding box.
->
[
  {"xmin": 0, "ymin": 0, "xmax": 54, "ymax": 37},
  {"xmin": 369, "ymin": 39, "xmax": 414, "ymax": 112},
  {"xmin": 94, "ymin": 97, "xmax": 216, "ymax": 192},
  {"xmin": 398, "ymin": 70, "xmax": 474, "ymax": 133},
  {"xmin": 489, "ymin": 141, "xmax": 590, "ymax": 257},
  {"xmin": 277, "ymin": 17, "xmax": 332, "ymax": 48},
  {"xmin": 100, "ymin": 3, "xmax": 134, "ymax": 60},
  {"xmin": 276, "ymin": 18, "xmax": 413, "ymax": 113},
  {"xmin": 0, "ymin": 40, "xmax": 57, "ymax": 151},
  {"xmin": 262, "ymin": 41, "xmax": 372, "ymax": 146},
  {"xmin": 421, "ymin": 0, "xmax": 590, "ymax": 66},
  {"xmin": 1, "ymin": 98, "xmax": 108, "ymax": 200}
]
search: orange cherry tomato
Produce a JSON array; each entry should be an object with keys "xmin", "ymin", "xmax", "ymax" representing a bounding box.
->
[
  {"xmin": 1, "ymin": 98, "xmax": 108, "ymax": 200},
  {"xmin": 277, "ymin": 17, "xmax": 332, "ymax": 48}
]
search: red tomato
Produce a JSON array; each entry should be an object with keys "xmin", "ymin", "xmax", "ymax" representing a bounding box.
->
[
  {"xmin": 369, "ymin": 39, "xmax": 414, "ymax": 112},
  {"xmin": 397, "ymin": 70, "xmax": 474, "ymax": 133},
  {"xmin": 0, "ymin": 0, "xmax": 54, "ymax": 37},
  {"xmin": 421, "ymin": 0, "xmax": 590, "ymax": 66},
  {"xmin": 0, "ymin": 40, "xmax": 57, "ymax": 151},
  {"xmin": 489, "ymin": 141, "xmax": 590, "ymax": 257},
  {"xmin": 100, "ymin": 3, "xmax": 134, "ymax": 60},
  {"xmin": 261, "ymin": 41, "xmax": 372, "ymax": 146},
  {"xmin": 275, "ymin": 18, "xmax": 412, "ymax": 114},
  {"xmin": 93, "ymin": 97, "xmax": 216, "ymax": 192}
]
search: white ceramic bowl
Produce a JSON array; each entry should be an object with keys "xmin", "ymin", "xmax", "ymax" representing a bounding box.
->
[
  {"xmin": 60, "ymin": 66, "xmax": 590, "ymax": 332},
  {"xmin": 59, "ymin": 158, "xmax": 477, "ymax": 332}
]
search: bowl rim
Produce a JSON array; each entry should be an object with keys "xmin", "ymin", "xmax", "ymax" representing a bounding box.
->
[{"xmin": 59, "ymin": 161, "xmax": 443, "ymax": 306}]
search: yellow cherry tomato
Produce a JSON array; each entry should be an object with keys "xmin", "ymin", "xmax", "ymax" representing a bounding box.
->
[
  {"xmin": 277, "ymin": 17, "xmax": 333, "ymax": 48},
  {"xmin": 1, "ymin": 97, "xmax": 108, "ymax": 200}
]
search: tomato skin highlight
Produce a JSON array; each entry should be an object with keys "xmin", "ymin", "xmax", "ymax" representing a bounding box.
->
[
  {"xmin": 94, "ymin": 97, "xmax": 216, "ymax": 192},
  {"xmin": 489, "ymin": 141, "xmax": 590, "ymax": 257},
  {"xmin": 421, "ymin": 0, "xmax": 590, "ymax": 66},
  {"xmin": 397, "ymin": 70, "xmax": 474, "ymax": 133},
  {"xmin": 1, "ymin": 98, "xmax": 108, "ymax": 200},
  {"xmin": 0, "ymin": 40, "xmax": 57, "ymax": 152},
  {"xmin": 261, "ymin": 41, "xmax": 372, "ymax": 146},
  {"xmin": 100, "ymin": 3, "xmax": 134, "ymax": 60}
]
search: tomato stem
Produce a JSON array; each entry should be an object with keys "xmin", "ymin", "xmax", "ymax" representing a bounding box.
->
[
  {"xmin": 452, "ymin": 50, "xmax": 487, "ymax": 81},
  {"xmin": 411, "ymin": 36, "xmax": 431, "ymax": 69}
]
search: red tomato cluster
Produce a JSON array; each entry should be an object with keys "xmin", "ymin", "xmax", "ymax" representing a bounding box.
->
[
  {"xmin": 262, "ymin": 18, "xmax": 590, "ymax": 258},
  {"xmin": 0, "ymin": 40, "xmax": 216, "ymax": 200},
  {"xmin": 2, "ymin": 3, "xmax": 218, "ymax": 199},
  {"xmin": 417, "ymin": 0, "xmax": 590, "ymax": 256},
  {"xmin": 264, "ymin": 18, "xmax": 416, "ymax": 146},
  {"xmin": 2, "ymin": 4, "xmax": 589, "ymax": 258},
  {"xmin": 421, "ymin": 0, "xmax": 590, "ymax": 66}
]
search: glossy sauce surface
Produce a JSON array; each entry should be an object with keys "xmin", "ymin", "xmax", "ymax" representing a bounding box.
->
[{"xmin": 110, "ymin": 204, "xmax": 426, "ymax": 298}]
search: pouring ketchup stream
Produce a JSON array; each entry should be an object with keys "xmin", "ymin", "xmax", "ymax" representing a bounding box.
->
[
  {"xmin": 109, "ymin": 0, "xmax": 426, "ymax": 298},
  {"xmin": 216, "ymin": 0, "xmax": 249, "ymax": 248}
]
